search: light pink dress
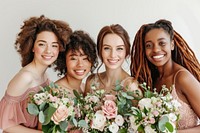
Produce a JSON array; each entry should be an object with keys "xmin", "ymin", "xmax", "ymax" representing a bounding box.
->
[
  {"xmin": 0, "ymin": 80, "xmax": 49, "ymax": 130},
  {"xmin": 171, "ymin": 70, "xmax": 199, "ymax": 129}
]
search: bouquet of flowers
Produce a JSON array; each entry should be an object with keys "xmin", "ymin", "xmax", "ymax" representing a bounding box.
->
[
  {"xmin": 73, "ymin": 81, "xmax": 141, "ymax": 133},
  {"xmin": 27, "ymin": 82, "xmax": 80, "ymax": 133},
  {"xmin": 129, "ymin": 82, "xmax": 181, "ymax": 133}
]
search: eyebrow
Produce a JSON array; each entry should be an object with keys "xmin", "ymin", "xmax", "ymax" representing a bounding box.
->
[
  {"xmin": 103, "ymin": 44, "xmax": 125, "ymax": 47},
  {"xmin": 36, "ymin": 40, "xmax": 58, "ymax": 44}
]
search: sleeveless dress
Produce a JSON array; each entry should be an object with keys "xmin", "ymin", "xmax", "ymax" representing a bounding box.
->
[
  {"xmin": 0, "ymin": 80, "xmax": 49, "ymax": 130},
  {"xmin": 171, "ymin": 70, "xmax": 199, "ymax": 129},
  {"xmin": 90, "ymin": 74, "xmax": 134, "ymax": 94}
]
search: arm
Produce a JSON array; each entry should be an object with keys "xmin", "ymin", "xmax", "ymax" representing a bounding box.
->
[
  {"xmin": 4, "ymin": 125, "xmax": 42, "ymax": 133},
  {"xmin": 176, "ymin": 71, "xmax": 200, "ymax": 133}
]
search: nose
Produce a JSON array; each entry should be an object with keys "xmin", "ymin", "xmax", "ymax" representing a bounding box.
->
[
  {"xmin": 45, "ymin": 45, "xmax": 51, "ymax": 54},
  {"xmin": 153, "ymin": 45, "xmax": 161, "ymax": 52},
  {"xmin": 77, "ymin": 59, "xmax": 83, "ymax": 67},
  {"xmin": 110, "ymin": 49, "xmax": 117, "ymax": 58}
]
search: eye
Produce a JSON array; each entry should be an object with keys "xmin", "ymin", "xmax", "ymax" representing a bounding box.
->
[
  {"xmin": 117, "ymin": 47, "xmax": 124, "ymax": 51},
  {"xmin": 38, "ymin": 43, "xmax": 45, "ymax": 46},
  {"xmin": 52, "ymin": 44, "xmax": 59, "ymax": 48},
  {"xmin": 145, "ymin": 43, "xmax": 152, "ymax": 49},
  {"xmin": 159, "ymin": 41, "xmax": 166, "ymax": 46},
  {"xmin": 103, "ymin": 46, "xmax": 110, "ymax": 51},
  {"xmin": 70, "ymin": 56, "xmax": 77, "ymax": 60}
]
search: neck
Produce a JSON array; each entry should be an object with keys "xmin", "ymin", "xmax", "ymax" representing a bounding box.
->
[
  {"xmin": 65, "ymin": 75, "xmax": 82, "ymax": 90},
  {"xmin": 157, "ymin": 60, "xmax": 175, "ymax": 79}
]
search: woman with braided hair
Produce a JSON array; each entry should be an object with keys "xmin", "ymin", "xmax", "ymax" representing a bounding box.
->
[{"xmin": 131, "ymin": 19, "xmax": 200, "ymax": 132}]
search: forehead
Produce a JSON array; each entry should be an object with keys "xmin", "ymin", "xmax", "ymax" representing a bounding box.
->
[
  {"xmin": 103, "ymin": 33, "xmax": 124, "ymax": 46},
  {"xmin": 66, "ymin": 49, "xmax": 85, "ymax": 56},
  {"xmin": 145, "ymin": 28, "xmax": 170, "ymax": 41}
]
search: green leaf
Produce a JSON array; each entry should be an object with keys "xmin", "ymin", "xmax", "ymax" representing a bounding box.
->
[
  {"xmin": 42, "ymin": 104, "xmax": 57, "ymax": 125},
  {"xmin": 39, "ymin": 102, "xmax": 46, "ymax": 110},
  {"xmin": 165, "ymin": 122, "xmax": 174, "ymax": 132},
  {"xmin": 27, "ymin": 103, "xmax": 39, "ymax": 115},
  {"xmin": 118, "ymin": 128, "xmax": 127, "ymax": 133},
  {"xmin": 78, "ymin": 119, "xmax": 88, "ymax": 128},
  {"xmin": 39, "ymin": 111, "xmax": 45, "ymax": 123},
  {"xmin": 158, "ymin": 115, "xmax": 169, "ymax": 132},
  {"xmin": 72, "ymin": 117, "xmax": 78, "ymax": 127},
  {"xmin": 59, "ymin": 120, "xmax": 68, "ymax": 131}
]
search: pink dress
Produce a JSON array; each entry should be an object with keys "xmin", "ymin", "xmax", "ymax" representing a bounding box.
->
[
  {"xmin": 171, "ymin": 70, "xmax": 199, "ymax": 129},
  {"xmin": 0, "ymin": 80, "xmax": 49, "ymax": 130}
]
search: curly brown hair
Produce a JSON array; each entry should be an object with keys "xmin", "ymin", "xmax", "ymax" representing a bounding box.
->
[
  {"xmin": 15, "ymin": 15, "xmax": 72, "ymax": 67},
  {"xmin": 55, "ymin": 30, "xmax": 98, "ymax": 76},
  {"xmin": 130, "ymin": 19, "xmax": 200, "ymax": 88}
]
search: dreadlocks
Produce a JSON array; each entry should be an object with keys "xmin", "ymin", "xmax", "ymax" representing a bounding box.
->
[{"xmin": 130, "ymin": 19, "xmax": 200, "ymax": 88}]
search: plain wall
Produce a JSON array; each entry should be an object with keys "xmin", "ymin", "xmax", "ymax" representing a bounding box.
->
[{"xmin": 0, "ymin": 0, "xmax": 200, "ymax": 100}]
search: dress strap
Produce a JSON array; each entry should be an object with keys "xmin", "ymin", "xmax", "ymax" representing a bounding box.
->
[{"xmin": 173, "ymin": 69, "xmax": 187, "ymax": 85}]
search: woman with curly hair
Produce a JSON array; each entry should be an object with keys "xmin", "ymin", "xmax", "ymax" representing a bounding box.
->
[
  {"xmin": 131, "ymin": 19, "xmax": 200, "ymax": 132},
  {"xmin": 53, "ymin": 30, "xmax": 98, "ymax": 133},
  {"xmin": 0, "ymin": 15, "xmax": 72, "ymax": 132}
]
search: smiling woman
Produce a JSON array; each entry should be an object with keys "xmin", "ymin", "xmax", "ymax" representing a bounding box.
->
[
  {"xmin": 0, "ymin": 15, "xmax": 72, "ymax": 132},
  {"xmin": 130, "ymin": 19, "xmax": 200, "ymax": 132}
]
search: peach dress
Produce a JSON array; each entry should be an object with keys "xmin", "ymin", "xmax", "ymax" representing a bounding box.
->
[
  {"xmin": 0, "ymin": 80, "xmax": 49, "ymax": 130},
  {"xmin": 171, "ymin": 70, "xmax": 199, "ymax": 129}
]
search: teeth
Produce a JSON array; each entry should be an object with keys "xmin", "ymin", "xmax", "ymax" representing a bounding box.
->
[
  {"xmin": 153, "ymin": 55, "xmax": 164, "ymax": 59},
  {"xmin": 75, "ymin": 70, "xmax": 84, "ymax": 73},
  {"xmin": 108, "ymin": 59, "xmax": 118, "ymax": 63},
  {"xmin": 43, "ymin": 56, "xmax": 52, "ymax": 59}
]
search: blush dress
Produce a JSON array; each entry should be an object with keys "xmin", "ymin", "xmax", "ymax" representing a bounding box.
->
[
  {"xmin": 0, "ymin": 80, "xmax": 49, "ymax": 130},
  {"xmin": 171, "ymin": 70, "xmax": 199, "ymax": 129}
]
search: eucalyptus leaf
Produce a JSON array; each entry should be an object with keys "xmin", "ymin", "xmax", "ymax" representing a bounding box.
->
[
  {"xmin": 165, "ymin": 122, "xmax": 174, "ymax": 132},
  {"xmin": 158, "ymin": 115, "xmax": 169, "ymax": 132},
  {"xmin": 42, "ymin": 104, "xmax": 57, "ymax": 125},
  {"xmin": 78, "ymin": 119, "xmax": 88, "ymax": 128},
  {"xmin": 59, "ymin": 120, "xmax": 68, "ymax": 131},
  {"xmin": 27, "ymin": 103, "xmax": 39, "ymax": 115},
  {"xmin": 39, "ymin": 102, "xmax": 46, "ymax": 110},
  {"xmin": 39, "ymin": 111, "xmax": 45, "ymax": 123}
]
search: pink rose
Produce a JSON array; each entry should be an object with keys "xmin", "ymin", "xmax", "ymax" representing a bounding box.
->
[
  {"xmin": 102, "ymin": 100, "xmax": 118, "ymax": 119},
  {"xmin": 51, "ymin": 105, "xmax": 69, "ymax": 125}
]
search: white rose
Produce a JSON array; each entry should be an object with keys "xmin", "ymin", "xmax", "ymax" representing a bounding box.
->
[
  {"xmin": 115, "ymin": 115, "xmax": 124, "ymax": 126},
  {"xmin": 129, "ymin": 116, "xmax": 139, "ymax": 131},
  {"xmin": 109, "ymin": 122, "xmax": 119, "ymax": 133},
  {"xmin": 138, "ymin": 98, "xmax": 153, "ymax": 110},
  {"xmin": 91, "ymin": 110, "xmax": 106, "ymax": 131}
]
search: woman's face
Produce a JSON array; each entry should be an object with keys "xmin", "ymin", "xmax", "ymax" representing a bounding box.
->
[
  {"xmin": 101, "ymin": 33, "xmax": 126, "ymax": 70},
  {"xmin": 65, "ymin": 49, "xmax": 92, "ymax": 80},
  {"xmin": 144, "ymin": 28, "xmax": 174, "ymax": 67},
  {"xmin": 32, "ymin": 31, "xmax": 60, "ymax": 66}
]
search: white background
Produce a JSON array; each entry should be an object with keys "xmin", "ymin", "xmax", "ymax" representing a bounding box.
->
[{"xmin": 0, "ymin": 0, "xmax": 200, "ymax": 102}]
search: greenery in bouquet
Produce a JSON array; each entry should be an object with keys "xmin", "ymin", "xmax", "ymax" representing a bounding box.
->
[
  {"xmin": 130, "ymin": 82, "xmax": 181, "ymax": 133},
  {"xmin": 73, "ymin": 81, "xmax": 141, "ymax": 133},
  {"xmin": 27, "ymin": 82, "xmax": 80, "ymax": 133}
]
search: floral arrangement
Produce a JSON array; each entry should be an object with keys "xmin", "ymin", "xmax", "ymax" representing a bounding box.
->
[
  {"xmin": 129, "ymin": 82, "xmax": 181, "ymax": 133},
  {"xmin": 27, "ymin": 82, "xmax": 81, "ymax": 133},
  {"xmin": 73, "ymin": 81, "xmax": 141, "ymax": 133}
]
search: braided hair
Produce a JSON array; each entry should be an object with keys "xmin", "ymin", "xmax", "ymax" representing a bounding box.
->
[{"xmin": 130, "ymin": 19, "xmax": 200, "ymax": 88}]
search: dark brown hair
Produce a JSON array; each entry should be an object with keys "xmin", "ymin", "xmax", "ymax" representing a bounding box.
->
[
  {"xmin": 131, "ymin": 19, "xmax": 200, "ymax": 88},
  {"xmin": 15, "ymin": 15, "xmax": 72, "ymax": 67},
  {"xmin": 55, "ymin": 30, "xmax": 98, "ymax": 76}
]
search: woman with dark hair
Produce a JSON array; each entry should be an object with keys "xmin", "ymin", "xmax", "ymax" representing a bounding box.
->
[
  {"xmin": 131, "ymin": 19, "xmax": 200, "ymax": 132},
  {"xmin": 0, "ymin": 15, "xmax": 72, "ymax": 132}
]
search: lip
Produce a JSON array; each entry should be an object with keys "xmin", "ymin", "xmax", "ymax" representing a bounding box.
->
[
  {"xmin": 42, "ymin": 55, "xmax": 53, "ymax": 60},
  {"xmin": 74, "ymin": 69, "xmax": 86, "ymax": 76},
  {"xmin": 107, "ymin": 59, "xmax": 119, "ymax": 64}
]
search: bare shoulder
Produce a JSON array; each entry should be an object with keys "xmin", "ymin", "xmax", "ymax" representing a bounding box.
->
[
  {"xmin": 7, "ymin": 69, "xmax": 33, "ymax": 96},
  {"xmin": 175, "ymin": 69, "xmax": 200, "ymax": 94}
]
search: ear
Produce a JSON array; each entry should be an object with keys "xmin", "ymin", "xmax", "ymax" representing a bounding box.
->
[
  {"xmin": 32, "ymin": 48, "xmax": 35, "ymax": 52},
  {"xmin": 171, "ymin": 40, "xmax": 174, "ymax": 50}
]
